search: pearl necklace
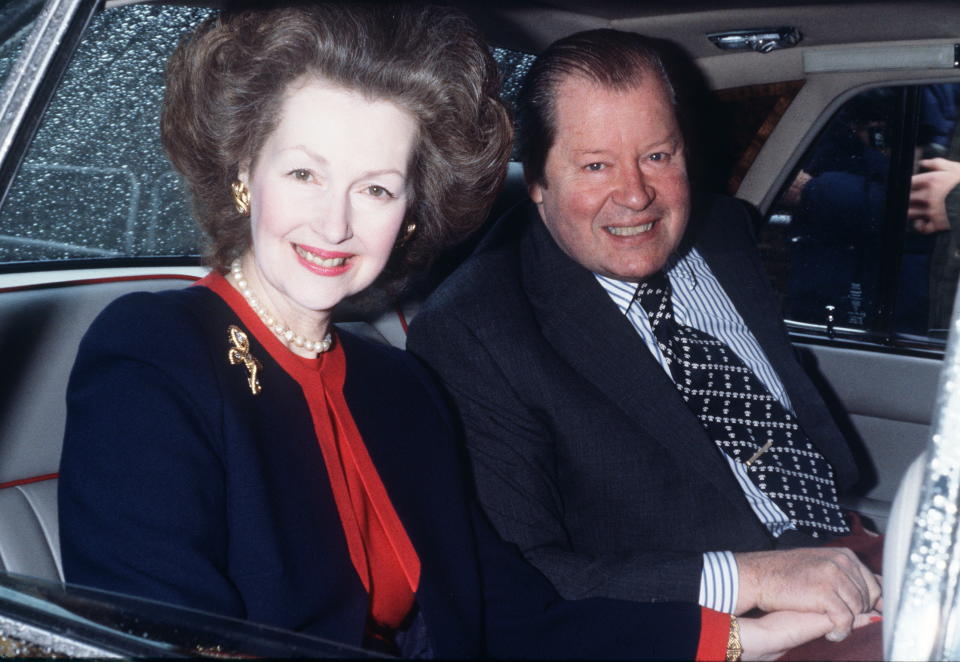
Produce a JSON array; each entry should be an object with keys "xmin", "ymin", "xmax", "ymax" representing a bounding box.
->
[{"xmin": 230, "ymin": 258, "xmax": 333, "ymax": 354}]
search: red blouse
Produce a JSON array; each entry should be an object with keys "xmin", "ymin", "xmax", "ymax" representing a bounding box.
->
[{"xmin": 200, "ymin": 272, "xmax": 421, "ymax": 632}]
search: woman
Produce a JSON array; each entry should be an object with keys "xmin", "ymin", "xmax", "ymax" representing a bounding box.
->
[{"xmin": 58, "ymin": 4, "xmax": 855, "ymax": 659}]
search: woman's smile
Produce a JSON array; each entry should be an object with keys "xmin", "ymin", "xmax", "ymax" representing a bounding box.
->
[{"xmin": 293, "ymin": 243, "xmax": 353, "ymax": 275}]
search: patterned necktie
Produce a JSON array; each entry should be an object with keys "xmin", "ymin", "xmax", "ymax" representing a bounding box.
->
[{"xmin": 634, "ymin": 272, "xmax": 849, "ymax": 539}]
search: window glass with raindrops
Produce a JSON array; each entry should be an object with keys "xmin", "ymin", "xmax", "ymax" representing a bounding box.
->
[{"xmin": 0, "ymin": 3, "xmax": 538, "ymax": 267}]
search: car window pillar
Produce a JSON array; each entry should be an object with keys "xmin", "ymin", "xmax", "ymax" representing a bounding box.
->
[
  {"xmin": 875, "ymin": 86, "xmax": 921, "ymax": 343},
  {"xmin": 888, "ymin": 283, "xmax": 960, "ymax": 659},
  {"xmin": 0, "ymin": 0, "xmax": 97, "ymax": 214}
]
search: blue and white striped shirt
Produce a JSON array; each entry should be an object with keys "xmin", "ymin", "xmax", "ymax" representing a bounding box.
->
[{"xmin": 596, "ymin": 247, "xmax": 796, "ymax": 614}]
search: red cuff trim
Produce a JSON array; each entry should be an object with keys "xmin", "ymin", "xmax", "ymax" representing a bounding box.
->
[{"xmin": 696, "ymin": 608, "xmax": 731, "ymax": 662}]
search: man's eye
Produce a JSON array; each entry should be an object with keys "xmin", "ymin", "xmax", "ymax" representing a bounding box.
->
[
  {"xmin": 584, "ymin": 163, "xmax": 605, "ymax": 172},
  {"xmin": 649, "ymin": 152, "xmax": 668, "ymax": 163},
  {"xmin": 290, "ymin": 169, "xmax": 312, "ymax": 181}
]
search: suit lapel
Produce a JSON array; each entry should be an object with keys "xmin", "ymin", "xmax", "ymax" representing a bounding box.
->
[
  {"xmin": 689, "ymin": 199, "xmax": 807, "ymax": 418},
  {"xmin": 693, "ymin": 198, "xmax": 858, "ymax": 486},
  {"xmin": 518, "ymin": 208, "xmax": 751, "ymax": 508},
  {"xmin": 691, "ymin": 203, "xmax": 790, "ymax": 378}
]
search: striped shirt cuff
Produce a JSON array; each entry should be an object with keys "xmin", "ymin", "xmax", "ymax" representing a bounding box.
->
[{"xmin": 699, "ymin": 551, "xmax": 738, "ymax": 614}]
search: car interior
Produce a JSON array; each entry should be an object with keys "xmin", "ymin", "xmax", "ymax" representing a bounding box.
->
[{"xmin": 0, "ymin": 0, "xmax": 958, "ymax": 652}]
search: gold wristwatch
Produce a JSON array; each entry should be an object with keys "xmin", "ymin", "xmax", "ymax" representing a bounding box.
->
[{"xmin": 726, "ymin": 615, "xmax": 743, "ymax": 662}]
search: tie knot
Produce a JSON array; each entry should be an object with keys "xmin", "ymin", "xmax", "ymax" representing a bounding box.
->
[{"xmin": 634, "ymin": 272, "xmax": 673, "ymax": 332}]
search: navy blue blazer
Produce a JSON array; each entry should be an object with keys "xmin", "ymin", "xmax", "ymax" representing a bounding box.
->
[
  {"xmin": 408, "ymin": 194, "xmax": 860, "ymax": 605},
  {"xmin": 59, "ymin": 284, "xmax": 704, "ymax": 659}
]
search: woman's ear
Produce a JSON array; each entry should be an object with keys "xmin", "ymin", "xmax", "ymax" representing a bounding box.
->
[{"xmin": 237, "ymin": 159, "xmax": 251, "ymax": 185}]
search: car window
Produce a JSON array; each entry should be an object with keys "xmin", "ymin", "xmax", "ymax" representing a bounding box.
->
[
  {"xmin": 0, "ymin": 15, "xmax": 536, "ymax": 269},
  {"xmin": 492, "ymin": 47, "xmax": 535, "ymax": 108},
  {"xmin": 0, "ymin": 1, "xmax": 41, "ymax": 88},
  {"xmin": 760, "ymin": 82, "xmax": 960, "ymax": 351},
  {"xmin": 0, "ymin": 4, "xmax": 212, "ymax": 265},
  {"xmin": 0, "ymin": 571, "xmax": 376, "ymax": 657},
  {"xmin": 492, "ymin": 46, "xmax": 535, "ymax": 162}
]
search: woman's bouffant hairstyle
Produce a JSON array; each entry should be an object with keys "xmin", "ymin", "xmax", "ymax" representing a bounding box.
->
[
  {"xmin": 161, "ymin": 3, "xmax": 512, "ymax": 286},
  {"xmin": 515, "ymin": 29, "xmax": 675, "ymax": 189}
]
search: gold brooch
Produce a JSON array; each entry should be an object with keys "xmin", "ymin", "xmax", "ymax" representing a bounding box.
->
[{"xmin": 227, "ymin": 325, "xmax": 261, "ymax": 395}]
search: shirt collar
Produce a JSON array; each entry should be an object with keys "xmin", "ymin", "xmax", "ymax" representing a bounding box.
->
[{"xmin": 594, "ymin": 248, "xmax": 701, "ymax": 293}]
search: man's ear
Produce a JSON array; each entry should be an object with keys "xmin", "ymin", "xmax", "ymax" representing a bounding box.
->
[
  {"xmin": 528, "ymin": 181, "xmax": 550, "ymax": 223},
  {"xmin": 528, "ymin": 181, "xmax": 544, "ymax": 205}
]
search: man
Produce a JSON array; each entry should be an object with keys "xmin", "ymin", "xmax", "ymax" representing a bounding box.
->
[
  {"xmin": 911, "ymin": 155, "xmax": 960, "ymax": 329},
  {"xmin": 407, "ymin": 28, "xmax": 881, "ymax": 644}
]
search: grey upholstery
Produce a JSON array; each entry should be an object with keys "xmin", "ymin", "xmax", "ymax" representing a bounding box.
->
[
  {"xmin": 0, "ymin": 276, "xmax": 196, "ymax": 581},
  {"xmin": 0, "ymin": 479, "xmax": 61, "ymax": 580},
  {"xmin": 798, "ymin": 344, "xmax": 940, "ymax": 532}
]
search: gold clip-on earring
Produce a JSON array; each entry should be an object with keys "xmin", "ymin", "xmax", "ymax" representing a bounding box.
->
[{"xmin": 231, "ymin": 180, "xmax": 251, "ymax": 216}]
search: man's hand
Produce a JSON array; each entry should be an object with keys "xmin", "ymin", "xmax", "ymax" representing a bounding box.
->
[
  {"xmin": 909, "ymin": 157, "xmax": 960, "ymax": 234},
  {"xmin": 734, "ymin": 547, "xmax": 882, "ymax": 640},
  {"xmin": 781, "ymin": 170, "xmax": 812, "ymax": 207},
  {"xmin": 739, "ymin": 610, "xmax": 880, "ymax": 661}
]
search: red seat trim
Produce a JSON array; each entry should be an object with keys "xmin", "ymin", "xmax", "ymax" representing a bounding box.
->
[{"xmin": 0, "ymin": 473, "xmax": 59, "ymax": 490}]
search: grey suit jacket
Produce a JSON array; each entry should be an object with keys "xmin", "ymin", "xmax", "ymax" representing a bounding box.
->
[{"xmin": 408, "ymin": 194, "xmax": 858, "ymax": 604}]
